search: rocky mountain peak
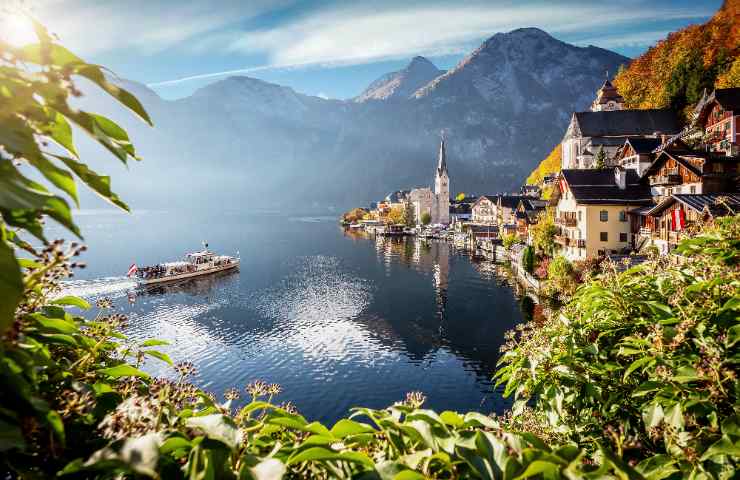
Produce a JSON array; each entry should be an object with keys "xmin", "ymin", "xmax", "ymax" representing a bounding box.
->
[{"xmin": 355, "ymin": 56, "xmax": 443, "ymax": 102}]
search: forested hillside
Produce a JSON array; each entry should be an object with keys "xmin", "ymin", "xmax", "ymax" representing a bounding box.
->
[
  {"xmin": 524, "ymin": 0, "xmax": 739, "ymax": 186},
  {"xmin": 614, "ymin": 0, "xmax": 739, "ymax": 113}
]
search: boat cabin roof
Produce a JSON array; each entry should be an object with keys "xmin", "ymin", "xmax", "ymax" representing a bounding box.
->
[{"xmin": 186, "ymin": 250, "xmax": 213, "ymax": 258}]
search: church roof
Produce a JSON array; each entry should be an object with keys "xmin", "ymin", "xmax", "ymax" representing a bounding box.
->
[
  {"xmin": 624, "ymin": 137, "xmax": 663, "ymax": 154},
  {"xmin": 594, "ymin": 79, "xmax": 624, "ymax": 104},
  {"xmin": 573, "ymin": 109, "xmax": 681, "ymax": 138}
]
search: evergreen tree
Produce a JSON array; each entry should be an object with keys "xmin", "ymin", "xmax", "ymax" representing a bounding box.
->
[{"xmin": 593, "ymin": 146, "xmax": 607, "ymax": 169}]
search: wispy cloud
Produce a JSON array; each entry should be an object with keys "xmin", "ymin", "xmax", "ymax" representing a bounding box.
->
[
  {"xmin": 150, "ymin": 0, "xmax": 711, "ymax": 88},
  {"xmin": 574, "ymin": 29, "xmax": 674, "ymax": 49},
  {"xmin": 28, "ymin": 0, "xmax": 294, "ymax": 56}
]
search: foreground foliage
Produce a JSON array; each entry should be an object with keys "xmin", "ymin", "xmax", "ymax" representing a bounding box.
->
[{"xmin": 497, "ymin": 216, "xmax": 740, "ymax": 478}]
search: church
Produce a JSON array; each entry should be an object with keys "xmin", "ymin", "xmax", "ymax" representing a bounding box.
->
[{"xmin": 409, "ymin": 139, "xmax": 450, "ymax": 225}]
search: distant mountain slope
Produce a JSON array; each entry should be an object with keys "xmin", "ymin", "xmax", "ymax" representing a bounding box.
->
[
  {"xmin": 614, "ymin": 0, "xmax": 739, "ymax": 113},
  {"xmin": 355, "ymin": 56, "xmax": 443, "ymax": 102},
  {"xmin": 77, "ymin": 28, "xmax": 629, "ymax": 211}
]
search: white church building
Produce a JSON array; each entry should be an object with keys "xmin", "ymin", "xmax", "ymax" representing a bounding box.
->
[{"xmin": 409, "ymin": 139, "xmax": 450, "ymax": 225}]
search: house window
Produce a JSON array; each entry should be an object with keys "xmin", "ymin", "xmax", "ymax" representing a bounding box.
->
[
  {"xmin": 690, "ymin": 185, "xmax": 696, "ymax": 194},
  {"xmin": 600, "ymin": 210, "xmax": 608, "ymax": 222},
  {"xmin": 619, "ymin": 211, "xmax": 626, "ymax": 222},
  {"xmin": 620, "ymin": 233, "xmax": 628, "ymax": 242},
  {"xmin": 600, "ymin": 232, "xmax": 608, "ymax": 242},
  {"xmin": 578, "ymin": 211, "xmax": 582, "ymax": 221}
]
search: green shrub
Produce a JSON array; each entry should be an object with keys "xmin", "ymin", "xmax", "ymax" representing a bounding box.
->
[
  {"xmin": 543, "ymin": 254, "xmax": 576, "ymax": 300},
  {"xmin": 421, "ymin": 212, "xmax": 432, "ymax": 225},
  {"xmin": 502, "ymin": 233, "xmax": 518, "ymax": 250},
  {"xmin": 496, "ymin": 216, "xmax": 740, "ymax": 478},
  {"xmin": 522, "ymin": 245, "xmax": 535, "ymax": 274}
]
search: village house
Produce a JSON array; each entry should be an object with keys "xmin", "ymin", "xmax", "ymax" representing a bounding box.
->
[
  {"xmin": 514, "ymin": 197, "xmax": 548, "ymax": 240},
  {"xmin": 615, "ymin": 137, "xmax": 663, "ymax": 176},
  {"xmin": 553, "ymin": 168, "xmax": 653, "ymax": 260},
  {"xmin": 561, "ymin": 80, "xmax": 681, "ymax": 170},
  {"xmin": 634, "ymin": 194, "xmax": 740, "ymax": 254},
  {"xmin": 694, "ymin": 87, "xmax": 740, "ymax": 156},
  {"xmin": 470, "ymin": 195, "xmax": 498, "ymax": 225}
]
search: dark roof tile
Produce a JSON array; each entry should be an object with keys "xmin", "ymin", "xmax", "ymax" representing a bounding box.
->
[{"xmin": 574, "ymin": 109, "xmax": 681, "ymax": 137}]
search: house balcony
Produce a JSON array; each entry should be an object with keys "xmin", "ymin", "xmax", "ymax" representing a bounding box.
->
[
  {"xmin": 554, "ymin": 235, "xmax": 570, "ymax": 246},
  {"xmin": 575, "ymin": 239, "xmax": 586, "ymax": 248},
  {"xmin": 650, "ymin": 169, "xmax": 681, "ymax": 186},
  {"xmin": 554, "ymin": 217, "xmax": 577, "ymax": 227}
]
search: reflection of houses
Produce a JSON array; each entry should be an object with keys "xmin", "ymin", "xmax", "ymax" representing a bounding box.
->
[
  {"xmin": 694, "ymin": 88, "xmax": 740, "ymax": 156},
  {"xmin": 450, "ymin": 197, "xmax": 475, "ymax": 224},
  {"xmin": 561, "ymin": 81, "xmax": 681, "ymax": 169},
  {"xmin": 554, "ymin": 168, "xmax": 653, "ymax": 260}
]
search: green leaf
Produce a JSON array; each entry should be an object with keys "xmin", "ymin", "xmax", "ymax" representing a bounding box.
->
[
  {"xmin": 160, "ymin": 436, "xmax": 192, "ymax": 454},
  {"xmin": 140, "ymin": 339, "xmax": 170, "ymax": 347},
  {"xmin": 73, "ymin": 64, "xmax": 153, "ymax": 126},
  {"xmin": 287, "ymin": 447, "xmax": 374, "ymax": 468},
  {"xmin": 31, "ymin": 313, "xmax": 78, "ymax": 334},
  {"xmin": 330, "ymin": 419, "xmax": 376, "ymax": 438},
  {"xmin": 97, "ymin": 364, "xmax": 150, "ymax": 379},
  {"xmin": 185, "ymin": 414, "xmax": 240, "ymax": 449},
  {"xmin": 85, "ymin": 433, "xmax": 160, "ymax": 477},
  {"xmin": 0, "ymin": 419, "xmax": 25, "ymax": 452},
  {"xmin": 20, "ymin": 43, "xmax": 83, "ymax": 66},
  {"xmin": 142, "ymin": 349, "xmax": 173, "ymax": 365},
  {"xmin": 513, "ymin": 460, "xmax": 559, "ymax": 479},
  {"xmin": 394, "ymin": 471, "xmax": 426, "ymax": 480},
  {"xmin": 440, "ymin": 410, "xmax": 465, "ymax": 427},
  {"xmin": 0, "ymin": 239, "xmax": 23, "ymax": 334},
  {"xmin": 643, "ymin": 403, "xmax": 664, "ymax": 429},
  {"xmin": 624, "ymin": 356, "xmax": 655, "ymax": 381},
  {"xmin": 55, "ymin": 155, "xmax": 129, "ymax": 211},
  {"xmin": 51, "ymin": 295, "xmax": 91, "ymax": 310},
  {"xmin": 700, "ymin": 435, "xmax": 740, "ymax": 461},
  {"xmin": 46, "ymin": 410, "xmax": 65, "ymax": 447}
]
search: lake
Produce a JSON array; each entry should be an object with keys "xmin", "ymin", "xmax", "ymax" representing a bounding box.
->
[{"xmin": 56, "ymin": 210, "xmax": 529, "ymax": 424}]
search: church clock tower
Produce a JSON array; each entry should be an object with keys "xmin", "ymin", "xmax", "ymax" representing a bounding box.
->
[{"xmin": 434, "ymin": 138, "xmax": 450, "ymax": 224}]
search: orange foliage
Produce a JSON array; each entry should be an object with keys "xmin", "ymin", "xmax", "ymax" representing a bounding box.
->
[{"xmin": 614, "ymin": 0, "xmax": 739, "ymax": 109}]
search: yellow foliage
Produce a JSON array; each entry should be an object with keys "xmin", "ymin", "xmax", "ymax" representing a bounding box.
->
[
  {"xmin": 717, "ymin": 56, "xmax": 740, "ymax": 88},
  {"xmin": 526, "ymin": 144, "xmax": 561, "ymax": 185}
]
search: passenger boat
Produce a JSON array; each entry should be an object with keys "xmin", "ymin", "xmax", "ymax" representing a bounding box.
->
[{"xmin": 128, "ymin": 244, "xmax": 240, "ymax": 285}]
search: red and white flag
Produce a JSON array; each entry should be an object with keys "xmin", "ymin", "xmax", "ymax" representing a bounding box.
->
[
  {"xmin": 672, "ymin": 208, "xmax": 685, "ymax": 231},
  {"xmin": 127, "ymin": 263, "xmax": 138, "ymax": 277}
]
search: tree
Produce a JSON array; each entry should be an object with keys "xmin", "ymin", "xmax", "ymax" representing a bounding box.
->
[
  {"xmin": 531, "ymin": 212, "xmax": 557, "ymax": 257},
  {"xmin": 455, "ymin": 192, "xmax": 466, "ymax": 201},
  {"xmin": 544, "ymin": 254, "xmax": 576, "ymax": 299},
  {"xmin": 502, "ymin": 232, "xmax": 518, "ymax": 249},
  {"xmin": 593, "ymin": 145, "xmax": 607, "ymax": 168},
  {"xmin": 421, "ymin": 212, "xmax": 432, "ymax": 226},
  {"xmin": 521, "ymin": 245, "xmax": 535, "ymax": 274},
  {"xmin": 386, "ymin": 205, "xmax": 405, "ymax": 224},
  {"xmin": 342, "ymin": 208, "xmax": 368, "ymax": 224},
  {"xmin": 403, "ymin": 202, "xmax": 416, "ymax": 227}
]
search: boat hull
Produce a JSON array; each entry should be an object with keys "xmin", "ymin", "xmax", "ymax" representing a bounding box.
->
[{"xmin": 137, "ymin": 260, "xmax": 240, "ymax": 285}]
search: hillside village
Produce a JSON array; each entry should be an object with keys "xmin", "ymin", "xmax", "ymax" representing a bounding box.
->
[{"xmin": 343, "ymin": 80, "xmax": 740, "ymax": 295}]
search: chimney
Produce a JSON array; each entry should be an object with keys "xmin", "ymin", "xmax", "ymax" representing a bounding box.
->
[{"xmin": 614, "ymin": 166, "xmax": 627, "ymax": 190}]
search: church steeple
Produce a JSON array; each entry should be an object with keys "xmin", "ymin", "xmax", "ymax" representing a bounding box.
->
[
  {"xmin": 591, "ymin": 77, "xmax": 624, "ymax": 112},
  {"xmin": 436, "ymin": 137, "xmax": 448, "ymax": 176}
]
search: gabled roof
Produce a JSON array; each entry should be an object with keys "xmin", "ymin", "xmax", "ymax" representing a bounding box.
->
[
  {"xmin": 624, "ymin": 137, "xmax": 662, "ymax": 154},
  {"xmin": 696, "ymin": 88, "xmax": 740, "ymax": 124},
  {"xmin": 498, "ymin": 195, "xmax": 524, "ymax": 209},
  {"xmin": 572, "ymin": 109, "xmax": 681, "ymax": 138},
  {"xmin": 642, "ymin": 148, "xmax": 707, "ymax": 178},
  {"xmin": 647, "ymin": 193, "xmax": 740, "ymax": 217},
  {"xmin": 561, "ymin": 168, "xmax": 653, "ymax": 205}
]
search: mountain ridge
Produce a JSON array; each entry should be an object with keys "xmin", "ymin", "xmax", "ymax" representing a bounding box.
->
[{"xmin": 79, "ymin": 28, "xmax": 629, "ymax": 210}]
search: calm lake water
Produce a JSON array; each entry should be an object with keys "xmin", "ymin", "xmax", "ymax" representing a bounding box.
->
[{"xmin": 56, "ymin": 210, "xmax": 529, "ymax": 424}]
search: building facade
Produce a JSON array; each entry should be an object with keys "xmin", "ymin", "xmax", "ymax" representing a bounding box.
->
[{"xmin": 407, "ymin": 139, "xmax": 451, "ymax": 225}]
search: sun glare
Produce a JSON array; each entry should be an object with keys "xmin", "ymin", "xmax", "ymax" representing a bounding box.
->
[{"xmin": 0, "ymin": 12, "xmax": 38, "ymax": 47}]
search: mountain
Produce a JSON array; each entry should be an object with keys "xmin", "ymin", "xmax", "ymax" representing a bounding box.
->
[
  {"xmin": 614, "ymin": 0, "xmax": 739, "ymax": 113},
  {"xmin": 355, "ymin": 56, "xmax": 443, "ymax": 102},
  {"xmin": 77, "ymin": 28, "xmax": 628, "ymax": 212}
]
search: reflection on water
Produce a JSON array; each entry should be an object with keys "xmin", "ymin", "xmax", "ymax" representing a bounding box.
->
[{"xmin": 60, "ymin": 213, "xmax": 526, "ymax": 423}]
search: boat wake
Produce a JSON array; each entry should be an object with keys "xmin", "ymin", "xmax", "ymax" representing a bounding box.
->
[{"xmin": 58, "ymin": 276, "xmax": 136, "ymax": 300}]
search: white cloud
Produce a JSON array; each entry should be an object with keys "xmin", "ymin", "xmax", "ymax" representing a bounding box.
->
[
  {"xmin": 24, "ymin": 0, "xmax": 294, "ymax": 56},
  {"xmin": 225, "ymin": 1, "xmax": 711, "ymax": 66},
  {"xmin": 574, "ymin": 29, "xmax": 673, "ymax": 49}
]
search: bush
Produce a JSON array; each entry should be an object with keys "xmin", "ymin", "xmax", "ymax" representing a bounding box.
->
[
  {"xmin": 421, "ymin": 212, "xmax": 432, "ymax": 225},
  {"xmin": 502, "ymin": 233, "xmax": 518, "ymax": 250},
  {"xmin": 543, "ymin": 254, "xmax": 576, "ymax": 299},
  {"xmin": 496, "ymin": 216, "xmax": 740, "ymax": 478},
  {"xmin": 534, "ymin": 256, "xmax": 550, "ymax": 280},
  {"xmin": 521, "ymin": 245, "xmax": 535, "ymax": 274}
]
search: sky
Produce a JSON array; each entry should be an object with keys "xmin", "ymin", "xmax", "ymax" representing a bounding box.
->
[{"xmin": 3, "ymin": 0, "xmax": 724, "ymax": 100}]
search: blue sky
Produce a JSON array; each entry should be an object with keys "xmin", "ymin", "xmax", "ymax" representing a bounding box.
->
[{"xmin": 16, "ymin": 0, "xmax": 723, "ymax": 100}]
